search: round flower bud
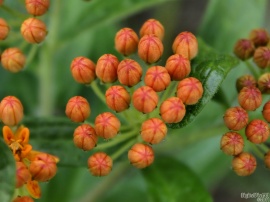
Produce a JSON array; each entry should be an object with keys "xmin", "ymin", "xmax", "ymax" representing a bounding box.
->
[
  {"xmin": 70, "ymin": 56, "xmax": 96, "ymax": 84},
  {"xmin": 25, "ymin": 0, "xmax": 50, "ymax": 16},
  {"xmin": 128, "ymin": 143, "xmax": 154, "ymax": 168},
  {"xmin": 88, "ymin": 152, "xmax": 112, "ymax": 176},
  {"xmin": 249, "ymin": 28, "xmax": 269, "ymax": 47},
  {"xmin": 245, "ymin": 119, "xmax": 269, "ymax": 144},
  {"xmin": 95, "ymin": 54, "xmax": 119, "ymax": 83},
  {"xmin": 0, "ymin": 18, "xmax": 9, "ymax": 40},
  {"xmin": 94, "ymin": 112, "xmax": 120, "ymax": 139},
  {"xmin": 165, "ymin": 54, "xmax": 191, "ymax": 81},
  {"xmin": 117, "ymin": 59, "xmax": 142, "ymax": 87},
  {"xmin": 220, "ymin": 132, "xmax": 244, "ymax": 156},
  {"xmin": 0, "ymin": 96, "xmax": 24, "ymax": 126},
  {"xmin": 233, "ymin": 39, "xmax": 255, "ymax": 60},
  {"xmin": 223, "ymin": 106, "xmax": 249, "ymax": 131},
  {"xmin": 258, "ymin": 73, "xmax": 270, "ymax": 94},
  {"xmin": 138, "ymin": 34, "xmax": 163, "ymax": 64},
  {"xmin": 21, "ymin": 18, "xmax": 47, "ymax": 43},
  {"xmin": 262, "ymin": 101, "xmax": 270, "ymax": 122},
  {"xmin": 16, "ymin": 162, "xmax": 31, "ymax": 188},
  {"xmin": 253, "ymin": 47, "xmax": 270, "ymax": 69},
  {"xmin": 172, "ymin": 31, "xmax": 198, "ymax": 60},
  {"xmin": 144, "ymin": 66, "xmax": 171, "ymax": 92},
  {"xmin": 160, "ymin": 97, "xmax": 186, "ymax": 123},
  {"xmin": 73, "ymin": 124, "xmax": 97, "ymax": 151},
  {"xmin": 132, "ymin": 86, "xmax": 158, "ymax": 114},
  {"xmin": 139, "ymin": 18, "xmax": 164, "ymax": 40},
  {"xmin": 264, "ymin": 150, "xmax": 270, "ymax": 169},
  {"xmin": 238, "ymin": 86, "xmax": 262, "ymax": 111},
  {"xmin": 13, "ymin": 196, "xmax": 34, "ymax": 202},
  {"xmin": 140, "ymin": 118, "xmax": 167, "ymax": 144},
  {"xmin": 1, "ymin": 47, "xmax": 26, "ymax": 73},
  {"xmin": 65, "ymin": 96, "xmax": 90, "ymax": 122},
  {"xmin": 232, "ymin": 152, "xmax": 257, "ymax": 176},
  {"xmin": 236, "ymin": 74, "xmax": 257, "ymax": 92},
  {"xmin": 176, "ymin": 77, "xmax": 203, "ymax": 105},
  {"xmin": 105, "ymin": 85, "xmax": 130, "ymax": 112},
  {"xmin": 114, "ymin": 27, "xmax": 139, "ymax": 56}
]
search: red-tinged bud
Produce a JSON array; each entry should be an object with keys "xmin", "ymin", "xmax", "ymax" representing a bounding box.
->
[
  {"xmin": 140, "ymin": 18, "xmax": 164, "ymax": 40},
  {"xmin": 245, "ymin": 119, "xmax": 269, "ymax": 144},
  {"xmin": 0, "ymin": 18, "xmax": 9, "ymax": 40},
  {"xmin": 223, "ymin": 106, "xmax": 249, "ymax": 131},
  {"xmin": 132, "ymin": 86, "xmax": 158, "ymax": 113},
  {"xmin": 138, "ymin": 34, "xmax": 163, "ymax": 64},
  {"xmin": 65, "ymin": 96, "xmax": 90, "ymax": 122},
  {"xmin": 232, "ymin": 152, "xmax": 256, "ymax": 176},
  {"xmin": 26, "ymin": 180, "xmax": 41, "ymax": 199},
  {"xmin": 172, "ymin": 31, "xmax": 198, "ymax": 60},
  {"xmin": 1, "ymin": 47, "xmax": 26, "ymax": 73},
  {"xmin": 128, "ymin": 143, "xmax": 154, "ymax": 168},
  {"xmin": 73, "ymin": 124, "xmax": 97, "ymax": 151},
  {"xmin": 262, "ymin": 101, "xmax": 270, "ymax": 122},
  {"xmin": 94, "ymin": 112, "xmax": 120, "ymax": 139},
  {"xmin": 13, "ymin": 196, "xmax": 34, "ymax": 202},
  {"xmin": 95, "ymin": 54, "xmax": 119, "ymax": 83},
  {"xmin": 258, "ymin": 73, "xmax": 270, "ymax": 94},
  {"xmin": 220, "ymin": 132, "xmax": 244, "ymax": 156},
  {"xmin": 88, "ymin": 152, "xmax": 113, "ymax": 176},
  {"xmin": 253, "ymin": 47, "xmax": 270, "ymax": 69},
  {"xmin": 140, "ymin": 118, "xmax": 167, "ymax": 144},
  {"xmin": 16, "ymin": 162, "xmax": 31, "ymax": 188},
  {"xmin": 144, "ymin": 66, "xmax": 171, "ymax": 92},
  {"xmin": 105, "ymin": 85, "xmax": 130, "ymax": 112},
  {"xmin": 233, "ymin": 39, "xmax": 255, "ymax": 60},
  {"xmin": 25, "ymin": 0, "xmax": 50, "ymax": 16},
  {"xmin": 114, "ymin": 28, "xmax": 139, "ymax": 56},
  {"xmin": 21, "ymin": 18, "xmax": 47, "ymax": 44},
  {"xmin": 0, "ymin": 96, "xmax": 24, "ymax": 126},
  {"xmin": 117, "ymin": 59, "xmax": 142, "ymax": 87},
  {"xmin": 70, "ymin": 56, "xmax": 96, "ymax": 84},
  {"xmin": 165, "ymin": 54, "xmax": 191, "ymax": 81},
  {"xmin": 0, "ymin": 0, "xmax": 3, "ymax": 6},
  {"xmin": 236, "ymin": 74, "xmax": 257, "ymax": 92},
  {"xmin": 249, "ymin": 28, "xmax": 269, "ymax": 47},
  {"xmin": 160, "ymin": 97, "xmax": 186, "ymax": 123},
  {"xmin": 264, "ymin": 150, "xmax": 270, "ymax": 169},
  {"xmin": 238, "ymin": 87, "xmax": 262, "ymax": 111}
]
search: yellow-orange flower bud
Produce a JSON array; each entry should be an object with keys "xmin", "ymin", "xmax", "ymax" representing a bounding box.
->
[
  {"xmin": 25, "ymin": 0, "xmax": 50, "ymax": 16},
  {"xmin": 128, "ymin": 143, "xmax": 154, "ymax": 168},
  {"xmin": 0, "ymin": 18, "xmax": 9, "ymax": 40},
  {"xmin": 16, "ymin": 162, "xmax": 31, "ymax": 188},
  {"xmin": 140, "ymin": 18, "xmax": 164, "ymax": 40},
  {"xmin": 96, "ymin": 54, "xmax": 119, "ymax": 83},
  {"xmin": 258, "ymin": 73, "xmax": 270, "ymax": 94},
  {"xmin": 1, "ymin": 47, "xmax": 26, "ymax": 73},
  {"xmin": 73, "ymin": 124, "xmax": 97, "ymax": 151},
  {"xmin": 65, "ymin": 96, "xmax": 90, "ymax": 122},
  {"xmin": 249, "ymin": 28, "xmax": 269, "ymax": 47},
  {"xmin": 232, "ymin": 152, "xmax": 256, "ymax": 176},
  {"xmin": 21, "ymin": 18, "xmax": 47, "ymax": 43},
  {"xmin": 253, "ymin": 47, "xmax": 270, "ymax": 69},
  {"xmin": 88, "ymin": 152, "xmax": 113, "ymax": 176}
]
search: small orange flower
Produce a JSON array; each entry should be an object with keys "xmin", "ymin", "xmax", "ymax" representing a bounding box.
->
[
  {"xmin": 26, "ymin": 180, "xmax": 41, "ymax": 199},
  {"xmin": 13, "ymin": 196, "xmax": 34, "ymax": 202}
]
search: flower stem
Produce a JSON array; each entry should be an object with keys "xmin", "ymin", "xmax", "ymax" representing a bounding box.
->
[
  {"xmin": 111, "ymin": 138, "xmax": 136, "ymax": 161},
  {"xmin": 245, "ymin": 60, "xmax": 260, "ymax": 79},
  {"xmin": 0, "ymin": 5, "xmax": 27, "ymax": 19},
  {"xmin": 87, "ymin": 80, "xmax": 106, "ymax": 105}
]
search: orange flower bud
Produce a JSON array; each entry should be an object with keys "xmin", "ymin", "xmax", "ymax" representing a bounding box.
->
[
  {"xmin": 220, "ymin": 132, "xmax": 244, "ymax": 156},
  {"xmin": 1, "ymin": 47, "xmax": 26, "ymax": 73},
  {"xmin": 232, "ymin": 152, "xmax": 256, "ymax": 176},
  {"xmin": 160, "ymin": 97, "xmax": 186, "ymax": 123},
  {"xmin": 21, "ymin": 18, "xmax": 47, "ymax": 44},
  {"xmin": 16, "ymin": 162, "xmax": 31, "ymax": 188},
  {"xmin": 223, "ymin": 106, "xmax": 248, "ymax": 131},
  {"xmin": 117, "ymin": 59, "xmax": 142, "ymax": 87},
  {"xmin": 73, "ymin": 124, "xmax": 97, "ymax": 151},
  {"xmin": 65, "ymin": 96, "xmax": 90, "ymax": 122},
  {"xmin": 0, "ymin": 96, "xmax": 24, "ymax": 126},
  {"xmin": 138, "ymin": 34, "xmax": 163, "ymax": 64},
  {"xmin": 0, "ymin": 18, "xmax": 9, "ymax": 40},
  {"xmin": 139, "ymin": 18, "xmax": 164, "ymax": 40},
  {"xmin": 128, "ymin": 143, "xmax": 154, "ymax": 168},
  {"xmin": 105, "ymin": 85, "xmax": 130, "ymax": 112},
  {"xmin": 132, "ymin": 86, "xmax": 158, "ymax": 113},
  {"xmin": 95, "ymin": 112, "xmax": 120, "ymax": 139},
  {"xmin": 176, "ymin": 77, "xmax": 203, "ymax": 105},
  {"xmin": 70, "ymin": 56, "xmax": 96, "ymax": 84},
  {"xmin": 88, "ymin": 152, "xmax": 113, "ymax": 176},
  {"xmin": 249, "ymin": 28, "xmax": 269, "ymax": 47},
  {"xmin": 165, "ymin": 54, "xmax": 191, "ymax": 81},
  {"xmin": 0, "ymin": 0, "xmax": 3, "ymax": 6},
  {"xmin": 140, "ymin": 118, "xmax": 167, "ymax": 144},
  {"xmin": 114, "ymin": 28, "xmax": 139, "ymax": 56},
  {"xmin": 236, "ymin": 74, "xmax": 257, "ymax": 92},
  {"xmin": 144, "ymin": 66, "xmax": 171, "ymax": 92},
  {"xmin": 238, "ymin": 86, "xmax": 262, "ymax": 111},
  {"xmin": 233, "ymin": 39, "xmax": 255, "ymax": 60},
  {"xmin": 95, "ymin": 54, "xmax": 119, "ymax": 83},
  {"xmin": 172, "ymin": 31, "xmax": 198, "ymax": 60},
  {"xmin": 245, "ymin": 119, "xmax": 269, "ymax": 144},
  {"xmin": 262, "ymin": 101, "xmax": 270, "ymax": 122},
  {"xmin": 25, "ymin": 0, "xmax": 50, "ymax": 16},
  {"xmin": 26, "ymin": 180, "xmax": 41, "ymax": 199},
  {"xmin": 13, "ymin": 196, "xmax": 34, "ymax": 202},
  {"xmin": 253, "ymin": 47, "xmax": 270, "ymax": 69},
  {"xmin": 258, "ymin": 73, "xmax": 270, "ymax": 94},
  {"xmin": 264, "ymin": 150, "xmax": 270, "ymax": 169}
]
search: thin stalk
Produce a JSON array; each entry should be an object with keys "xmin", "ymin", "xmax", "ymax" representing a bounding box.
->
[
  {"xmin": 111, "ymin": 138, "xmax": 136, "ymax": 160},
  {"xmin": 87, "ymin": 80, "xmax": 106, "ymax": 105},
  {"xmin": 1, "ymin": 5, "xmax": 27, "ymax": 19},
  {"xmin": 245, "ymin": 60, "xmax": 260, "ymax": 79},
  {"xmin": 260, "ymin": 143, "xmax": 269, "ymax": 153}
]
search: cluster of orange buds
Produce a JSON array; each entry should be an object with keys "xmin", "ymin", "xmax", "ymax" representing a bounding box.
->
[
  {"xmin": 66, "ymin": 18, "xmax": 203, "ymax": 176},
  {"xmin": 0, "ymin": 96, "xmax": 58, "ymax": 201},
  {"xmin": 220, "ymin": 28, "xmax": 270, "ymax": 176},
  {"xmin": 0, "ymin": 0, "xmax": 49, "ymax": 73}
]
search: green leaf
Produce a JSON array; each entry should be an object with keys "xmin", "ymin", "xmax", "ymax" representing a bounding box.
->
[
  {"xmin": 141, "ymin": 156, "xmax": 212, "ymax": 202},
  {"xmin": 0, "ymin": 138, "xmax": 16, "ymax": 202}
]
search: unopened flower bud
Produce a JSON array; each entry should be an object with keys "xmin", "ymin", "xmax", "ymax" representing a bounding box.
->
[
  {"xmin": 233, "ymin": 39, "xmax": 255, "ymax": 60},
  {"xmin": 88, "ymin": 152, "xmax": 113, "ymax": 176},
  {"xmin": 73, "ymin": 124, "xmax": 97, "ymax": 151},
  {"xmin": 236, "ymin": 74, "xmax": 257, "ymax": 92},
  {"xmin": 262, "ymin": 101, "xmax": 270, "ymax": 122},
  {"xmin": 65, "ymin": 96, "xmax": 90, "ymax": 122},
  {"xmin": 144, "ymin": 66, "xmax": 171, "ymax": 92},
  {"xmin": 13, "ymin": 196, "xmax": 34, "ymax": 202},
  {"xmin": 0, "ymin": 18, "xmax": 9, "ymax": 40},
  {"xmin": 138, "ymin": 34, "xmax": 163, "ymax": 64},
  {"xmin": 264, "ymin": 150, "xmax": 270, "ymax": 169},
  {"xmin": 140, "ymin": 18, "xmax": 164, "ymax": 40},
  {"xmin": 21, "ymin": 18, "xmax": 47, "ymax": 43},
  {"xmin": 1, "ymin": 47, "xmax": 26, "ymax": 73},
  {"xmin": 249, "ymin": 28, "xmax": 269, "ymax": 47},
  {"xmin": 245, "ymin": 119, "xmax": 269, "ymax": 144},
  {"xmin": 232, "ymin": 152, "xmax": 256, "ymax": 176},
  {"xmin": 0, "ymin": 0, "xmax": 3, "ymax": 6},
  {"xmin": 128, "ymin": 143, "xmax": 154, "ymax": 168},
  {"xmin": 220, "ymin": 132, "xmax": 244, "ymax": 156},
  {"xmin": 238, "ymin": 87, "xmax": 262, "ymax": 111},
  {"xmin": 26, "ymin": 180, "xmax": 41, "ymax": 199},
  {"xmin": 253, "ymin": 47, "xmax": 270, "ymax": 69},
  {"xmin": 25, "ymin": 0, "xmax": 50, "ymax": 16},
  {"xmin": 258, "ymin": 73, "xmax": 270, "ymax": 94},
  {"xmin": 223, "ymin": 106, "xmax": 248, "ymax": 131},
  {"xmin": 16, "ymin": 162, "xmax": 31, "ymax": 188}
]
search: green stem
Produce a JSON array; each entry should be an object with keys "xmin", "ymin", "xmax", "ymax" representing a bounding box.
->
[
  {"xmin": 0, "ymin": 5, "xmax": 27, "ymax": 19},
  {"xmin": 87, "ymin": 80, "xmax": 106, "ymax": 105},
  {"xmin": 260, "ymin": 144, "xmax": 269, "ymax": 153},
  {"xmin": 111, "ymin": 138, "xmax": 136, "ymax": 160},
  {"xmin": 245, "ymin": 60, "xmax": 260, "ymax": 79},
  {"xmin": 250, "ymin": 143, "xmax": 264, "ymax": 159}
]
